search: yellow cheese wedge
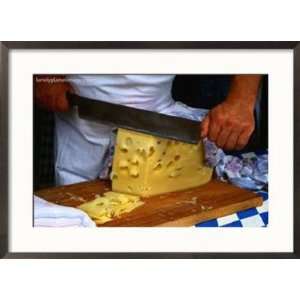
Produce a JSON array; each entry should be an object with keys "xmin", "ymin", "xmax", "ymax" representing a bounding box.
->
[
  {"xmin": 111, "ymin": 128, "xmax": 213, "ymax": 197},
  {"xmin": 77, "ymin": 192, "xmax": 143, "ymax": 224}
]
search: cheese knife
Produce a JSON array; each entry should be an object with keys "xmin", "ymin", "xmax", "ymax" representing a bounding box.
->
[{"xmin": 67, "ymin": 92, "xmax": 201, "ymax": 144}]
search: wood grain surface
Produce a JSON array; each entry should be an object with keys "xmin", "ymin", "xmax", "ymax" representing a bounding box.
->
[{"xmin": 35, "ymin": 179, "xmax": 263, "ymax": 227}]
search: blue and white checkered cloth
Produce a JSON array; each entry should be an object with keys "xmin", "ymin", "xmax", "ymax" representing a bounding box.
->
[
  {"xmin": 196, "ymin": 191, "xmax": 268, "ymax": 227},
  {"xmin": 196, "ymin": 148, "xmax": 268, "ymax": 228}
]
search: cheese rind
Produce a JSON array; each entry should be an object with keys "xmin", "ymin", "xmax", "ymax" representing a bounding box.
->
[{"xmin": 111, "ymin": 128, "xmax": 213, "ymax": 197}]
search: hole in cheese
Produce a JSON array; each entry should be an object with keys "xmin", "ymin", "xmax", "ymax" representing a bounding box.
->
[
  {"xmin": 119, "ymin": 160, "xmax": 129, "ymax": 168},
  {"xmin": 110, "ymin": 172, "xmax": 118, "ymax": 180},
  {"xmin": 153, "ymin": 163, "xmax": 162, "ymax": 171},
  {"xmin": 129, "ymin": 166, "xmax": 139, "ymax": 177},
  {"xmin": 169, "ymin": 169, "xmax": 181, "ymax": 178},
  {"xmin": 130, "ymin": 155, "xmax": 140, "ymax": 165},
  {"xmin": 166, "ymin": 160, "xmax": 174, "ymax": 168},
  {"xmin": 137, "ymin": 148, "xmax": 146, "ymax": 158},
  {"xmin": 174, "ymin": 154, "xmax": 181, "ymax": 161},
  {"xmin": 148, "ymin": 146, "xmax": 155, "ymax": 157}
]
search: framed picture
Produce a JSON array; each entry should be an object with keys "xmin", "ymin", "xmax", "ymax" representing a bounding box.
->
[{"xmin": 0, "ymin": 42, "xmax": 298, "ymax": 258}]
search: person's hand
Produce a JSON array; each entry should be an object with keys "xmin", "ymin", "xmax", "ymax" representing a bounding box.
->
[
  {"xmin": 35, "ymin": 76, "xmax": 73, "ymax": 112},
  {"xmin": 200, "ymin": 100, "xmax": 255, "ymax": 151}
]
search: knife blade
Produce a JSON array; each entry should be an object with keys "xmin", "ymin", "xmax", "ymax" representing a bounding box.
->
[{"xmin": 67, "ymin": 92, "xmax": 201, "ymax": 144}]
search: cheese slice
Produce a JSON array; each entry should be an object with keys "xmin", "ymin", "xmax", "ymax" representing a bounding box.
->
[
  {"xmin": 77, "ymin": 192, "xmax": 143, "ymax": 224},
  {"xmin": 111, "ymin": 128, "xmax": 213, "ymax": 197}
]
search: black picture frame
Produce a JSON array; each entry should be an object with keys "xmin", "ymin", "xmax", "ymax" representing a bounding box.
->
[{"xmin": 0, "ymin": 41, "xmax": 299, "ymax": 259}]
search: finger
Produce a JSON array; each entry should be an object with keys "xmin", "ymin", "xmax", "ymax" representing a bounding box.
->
[
  {"xmin": 200, "ymin": 116, "xmax": 210, "ymax": 138},
  {"xmin": 208, "ymin": 117, "xmax": 221, "ymax": 142},
  {"xmin": 236, "ymin": 130, "xmax": 252, "ymax": 150},
  {"xmin": 215, "ymin": 127, "xmax": 231, "ymax": 148},
  {"xmin": 223, "ymin": 130, "xmax": 240, "ymax": 151}
]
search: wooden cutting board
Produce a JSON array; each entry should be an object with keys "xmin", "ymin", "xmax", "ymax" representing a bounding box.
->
[{"xmin": 35, "ymin": 179, "xmax": 263, "ymax": 227}]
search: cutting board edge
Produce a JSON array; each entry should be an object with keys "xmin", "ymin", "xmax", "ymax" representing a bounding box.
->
[{"xmin": 155, "ymin": 196, "xmax": 263, "ymax": 227}]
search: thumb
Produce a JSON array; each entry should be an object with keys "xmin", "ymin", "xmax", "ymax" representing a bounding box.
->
[{"xmin": 200, "ymin": 115, "xmax": 210, "ymax": 138}]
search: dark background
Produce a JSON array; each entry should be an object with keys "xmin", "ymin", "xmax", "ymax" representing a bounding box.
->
[{"xmin": 34, "ymin": 75, "xmax": 268, "ymax": 190}]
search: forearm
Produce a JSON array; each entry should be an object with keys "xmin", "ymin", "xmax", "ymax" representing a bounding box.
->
[
  {"xmin": 225, "ymin": 75, "xmax": 262, "ymax": 110},
  {"xmin": 201, "ymin": 75, "xmax": 262, "ymax": 150}
]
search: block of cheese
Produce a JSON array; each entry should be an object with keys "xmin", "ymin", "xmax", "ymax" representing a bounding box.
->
[
  {"xmin": 77, "ymin": 191, "xmax": 143, "ymax": 224},
  {"xmin": 111, "ymin": 128, "xmax": 213, "ymax": 197}
]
